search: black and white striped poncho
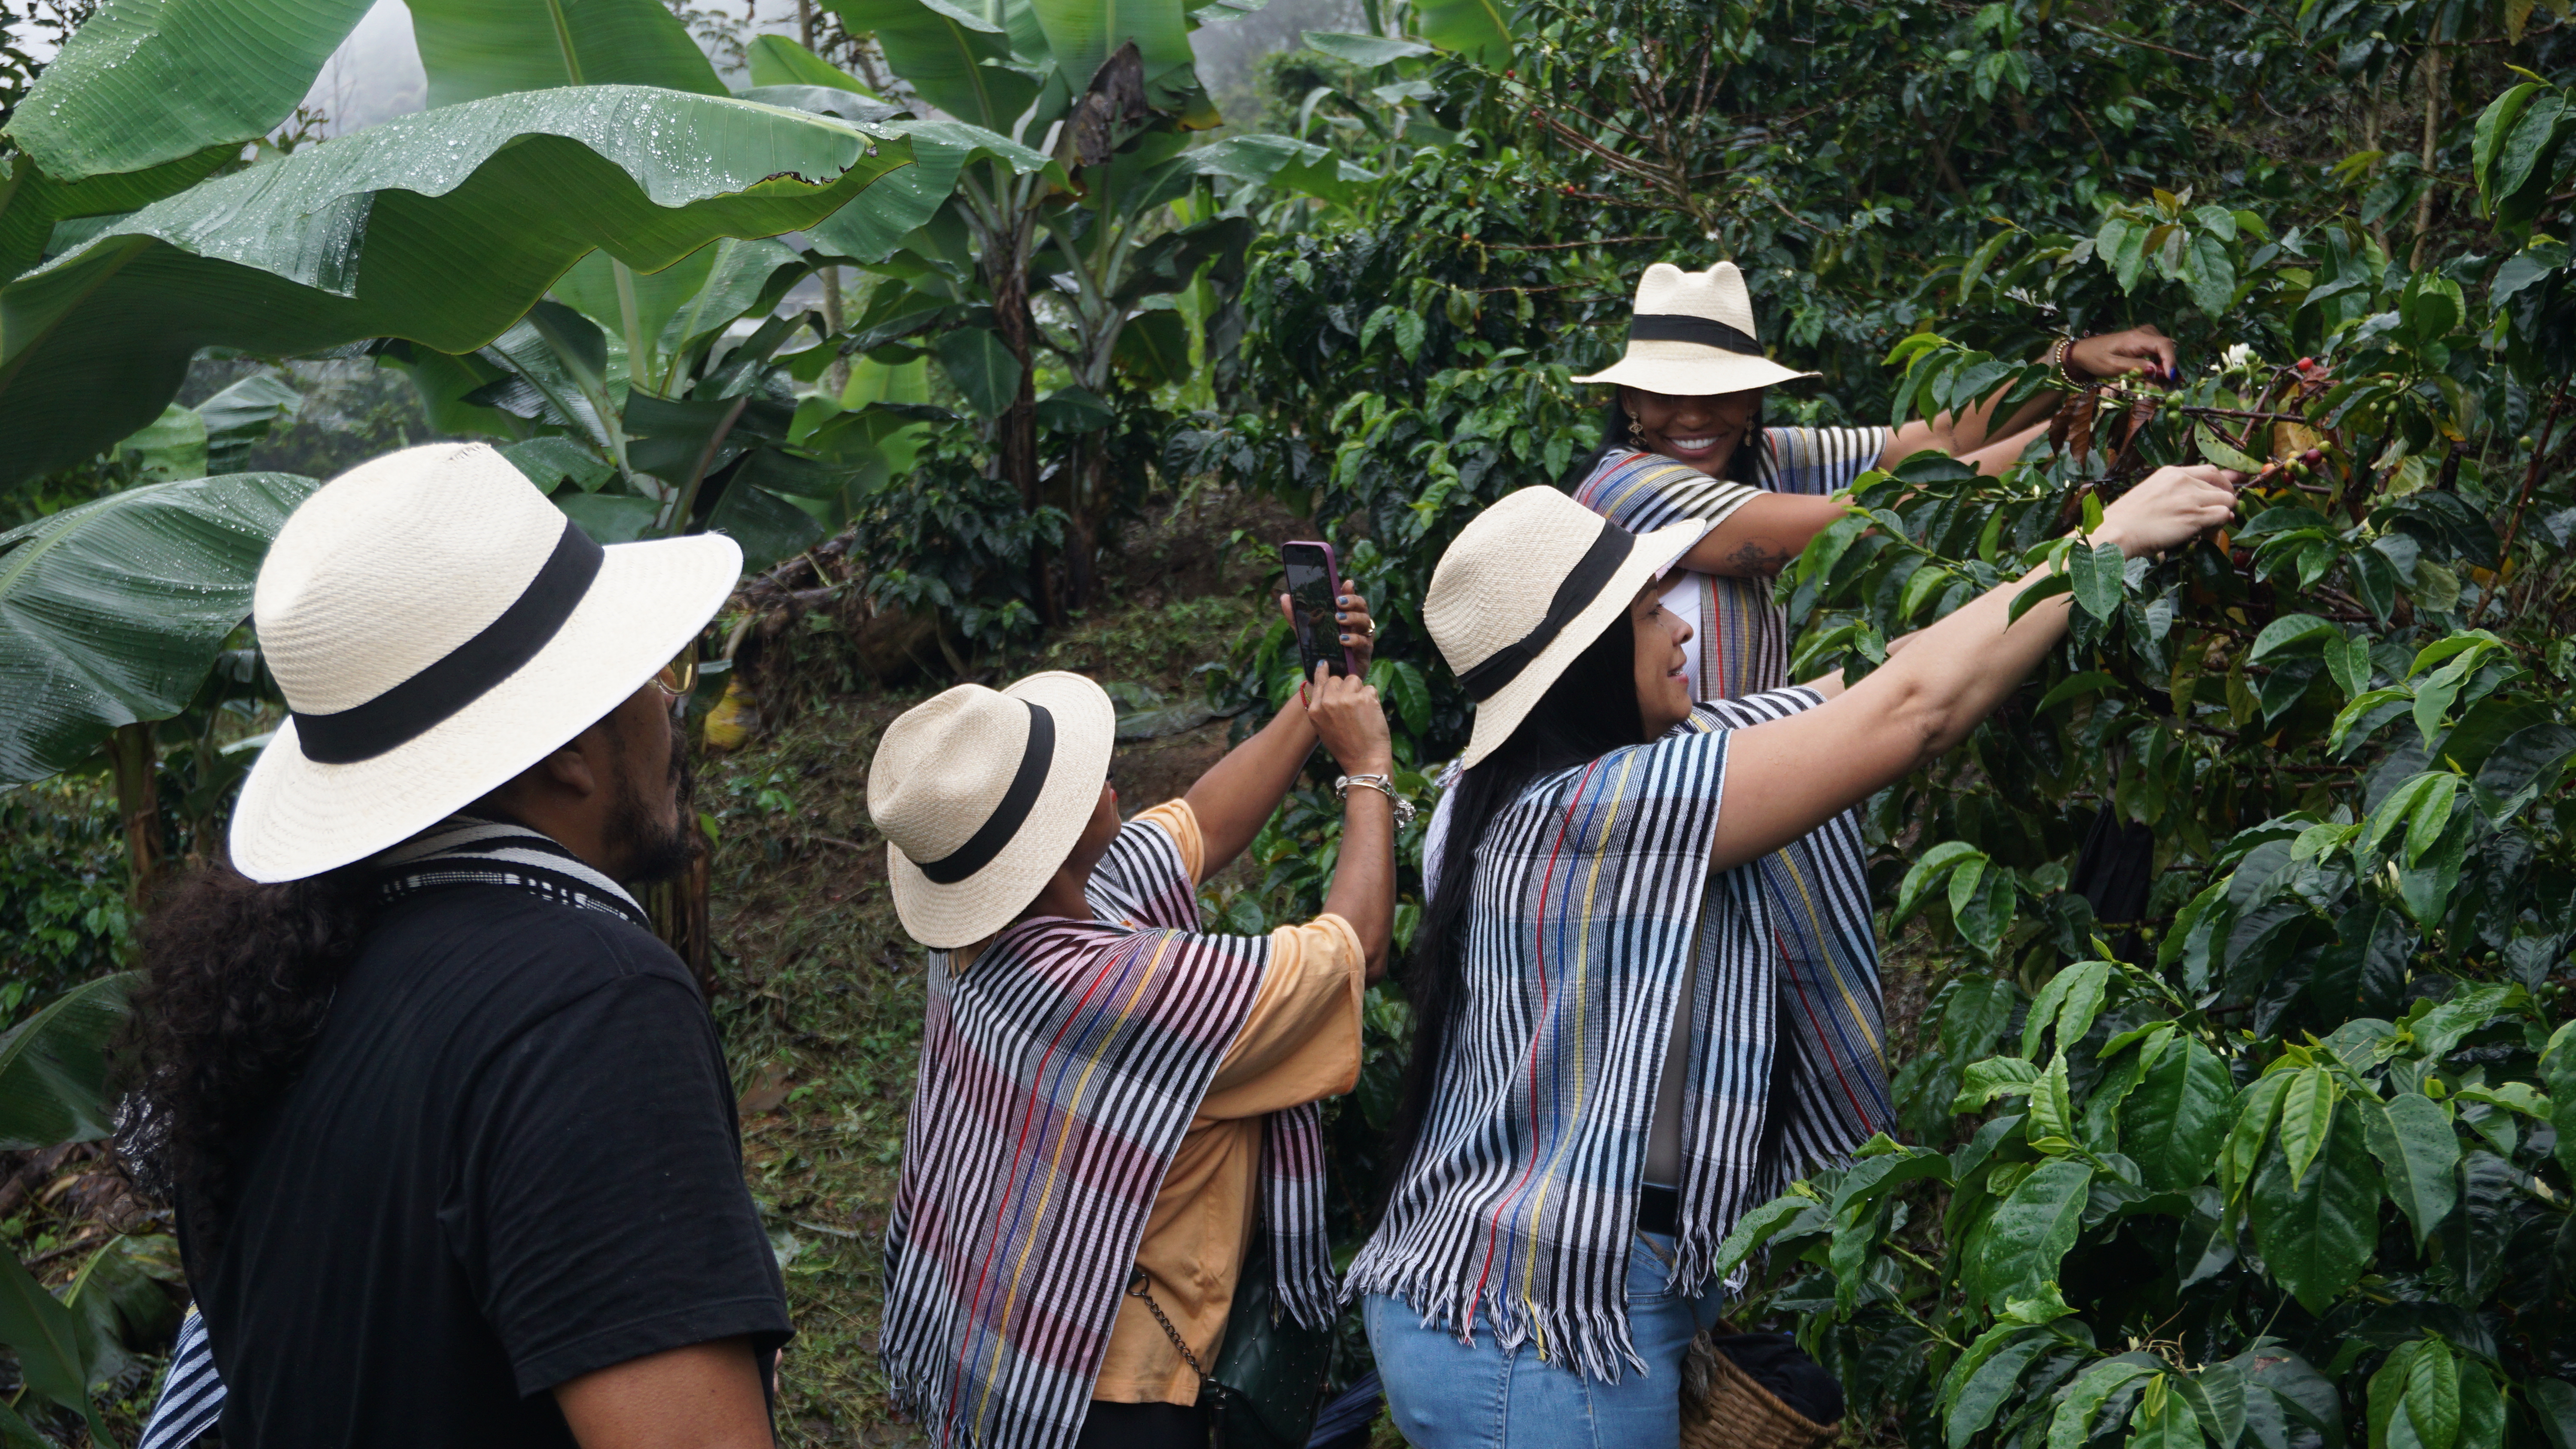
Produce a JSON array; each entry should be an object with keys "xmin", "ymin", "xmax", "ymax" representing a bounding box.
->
[
  {"xmin": 878, "ymin": 811, "xmax": 1337, "ymax": 1449},
  {"xmin": 1349, "ymin": 690, "xmax": 1889, "ymax": 1382}
]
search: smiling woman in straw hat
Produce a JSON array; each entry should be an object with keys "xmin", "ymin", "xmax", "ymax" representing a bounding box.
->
[
  {"xmin": 1567, "ymin": 260, "xmax": 2180, "ymax": 703},
  {"xmin": 868, "ymin": 650, "xmax": 1394, "ymax": 1449},
  {"xmin": 1347, "ymin": 464, "xmax": 2240, "ymax": 1448}
]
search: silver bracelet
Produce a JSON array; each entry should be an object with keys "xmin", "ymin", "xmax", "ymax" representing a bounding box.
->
[{"xmin": 1334, "ymin": 772, "xmax": 1416, "ymax": 828}]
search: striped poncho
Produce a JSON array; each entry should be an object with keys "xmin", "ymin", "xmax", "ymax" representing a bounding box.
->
[
  {"xmin": 879, "ymin": 813, "xmax": 1336, "ymax": 1449},
  {"xmin": 1351, "ymin": 690, "xmax": 1890, "ymax": 1381},
  {"xmin": 1572, "ymin": 427, "xmax": 1885, "ymax": 697}
]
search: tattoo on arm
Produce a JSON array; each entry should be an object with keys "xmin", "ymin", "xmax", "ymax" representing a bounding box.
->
[{"xmin": 1728, "ymin": 538, "xmax": 1792, "ymax": 575}]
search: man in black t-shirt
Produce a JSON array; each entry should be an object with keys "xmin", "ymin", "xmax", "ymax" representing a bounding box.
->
[{"xmin": 124, "ymin": 445, "xmax": 788, "ymax": 1449}]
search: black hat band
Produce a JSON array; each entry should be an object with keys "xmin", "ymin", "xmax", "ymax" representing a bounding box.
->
[
  {"xmin": 1457, "ymin": 516, "xmax": 1635, "ymax": 703},
  {"xmin": 914, "ymin": 700, "xmax": 1056, "ymax": 885},
  {"xmin": 1625, "ymin": 313, "xmax": 1763, "ymax": 356},
  {"xmin": 294, "ymin": 520, "xmax": 606, "ymax": 765}
]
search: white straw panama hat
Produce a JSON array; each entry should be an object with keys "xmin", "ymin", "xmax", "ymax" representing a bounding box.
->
[
  {"xmin": 1570, "ymin": 261, "xmax": 1822, "ymax": 396},
  {"xmin": 227, "ymin": 443, "xmax": 743, "ymax": 884},
  {"xmin": 1426, "ymin": 487, "xmax": 1711, "ymax": 769},
  {"xmin": 867, "ymin": 671, "xmax": 1117, "ymax": 950}
]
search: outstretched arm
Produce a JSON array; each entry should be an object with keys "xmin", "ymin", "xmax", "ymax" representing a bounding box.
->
[
  {"xmin": 1679, "ymin": 491, "xmax": 1854, "ymax": 577},
  {"xmin": 1881, "ymin": 326, "xmax": 2180, "ymax": 466},
  {"xmin": 1184, "ymin": 593, "xmax": 1380, "ymax": 878},
  {"xmin": 1307, "ymin": 667, "xmax": 1396, "ymax": 981},
  {"xmin": 1712, "ymin": 464, "xmax": 2239, "ymax": 872}
]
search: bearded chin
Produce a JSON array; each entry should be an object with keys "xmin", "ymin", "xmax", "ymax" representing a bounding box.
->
[{"xmin": 610, "ymin": 709, "xmax": 699, "ymax": 887}]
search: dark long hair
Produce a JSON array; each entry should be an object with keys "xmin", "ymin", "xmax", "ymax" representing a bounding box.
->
[
  {"xmin": 1558, "ymin": 393, "xmax": 1770, "ymax": 489},
  {"xmin": 117, "ymin": 861, "xmax": 376, "ymax": 1233},
  {"xmin": 1379, "ymin": 616, "xmax": 1647, "ymax": 1205}
]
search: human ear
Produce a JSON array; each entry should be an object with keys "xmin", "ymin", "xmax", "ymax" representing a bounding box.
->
[{"xmin": 538, "ymin": 740, "xmax": 603, "ymax": 799}]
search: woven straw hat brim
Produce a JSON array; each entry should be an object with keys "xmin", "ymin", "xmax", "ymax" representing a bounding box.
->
[
  {"xmin": 885, "ymin": 670, "xmax": 1116, "ymax": 950},
  {"xmin": 227, "ymin": 532, "xmax": 744, "ymax": 884},
  {"xmin": 1571, "ymin": 346, "xmax": 1819, "ymax": 395},
  {"xmin": 1458, "ymin": 515, "xmax": 1711, "ymax": 769}
]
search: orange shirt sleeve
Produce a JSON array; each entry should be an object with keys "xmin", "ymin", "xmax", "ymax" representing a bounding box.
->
[{"xmin": 1199, "ymin": 913, "xmax": 1364, "ymax": 1120}]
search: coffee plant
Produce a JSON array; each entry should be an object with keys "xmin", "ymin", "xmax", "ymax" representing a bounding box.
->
[{"xmin": 1707, "ymin": 79, "xmax": 2576, "ymax": 1449}]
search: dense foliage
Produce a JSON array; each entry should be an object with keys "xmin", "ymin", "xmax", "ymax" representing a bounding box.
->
[
  {"xmin": 1175, "ymin": 4, "xmax": 2576, "ymax": 1447},
  {"xmin": 6, "ymin": 0, "xmax": 2576, "ymax": 1442}
]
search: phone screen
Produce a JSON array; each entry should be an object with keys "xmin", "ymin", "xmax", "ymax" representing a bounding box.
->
[{"xmin": 1281, "ymin": 543, "xmax": 1348, "ymax": 678}]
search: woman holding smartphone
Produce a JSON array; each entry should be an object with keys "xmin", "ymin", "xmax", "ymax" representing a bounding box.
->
[{"xmin": 1348, "ymin": 466, "xmax": 2239, "ymax": 1447}]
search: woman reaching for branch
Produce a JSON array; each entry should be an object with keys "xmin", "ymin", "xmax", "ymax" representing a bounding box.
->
[
  {"xmin": 1349, "ymin": 464, "xmax": 2239, "ymax": 1448},
  {"xmin": 1564, "ymin": 261, "xmax": 2177, "ymax": 696}
]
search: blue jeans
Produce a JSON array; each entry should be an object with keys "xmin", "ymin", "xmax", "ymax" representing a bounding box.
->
[{"xmin": 1364, "ymin": 1232, "xmax": 1729, "ymax": 1449}]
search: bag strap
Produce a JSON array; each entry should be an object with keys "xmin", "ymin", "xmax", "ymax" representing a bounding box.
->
[{"xmin": 1126, "ymin": 1267, "xmax": 1208, "ymax": 1382}]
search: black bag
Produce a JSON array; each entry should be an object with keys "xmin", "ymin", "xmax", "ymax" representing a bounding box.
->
[{"xmin": 1197, "ymin": 1227, "xmax": 1334, "ymax": 1449}]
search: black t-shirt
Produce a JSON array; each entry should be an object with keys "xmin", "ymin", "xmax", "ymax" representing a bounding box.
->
[{"xmin": 179, "ymin": 885, "xmax": 791, "ymax": 1447}]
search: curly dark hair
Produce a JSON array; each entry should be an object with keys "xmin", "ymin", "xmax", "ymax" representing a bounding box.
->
[{"xmin": 116, "ymin": 861, "xmax": 376, "ymax": 1234}]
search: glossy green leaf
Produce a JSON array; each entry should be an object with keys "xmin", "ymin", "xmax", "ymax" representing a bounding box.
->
[
  {"xmin": 1712, "ymin": 1191, "xmax": 1823, "ymax": 1276},
  {"xmin": 1895, "ymin": 840, "xmax": 1984, "ymax": 923},
  {"xmin": 2362, "ymin": 1091, "xmax": 2458, "ymax": 1246},
  {"xmin": 812, "ymin": 118, "xmax": 1052, "ymax": 264},
  {"xmin": 935, "ymin": 326, "xmax": 1026, "ymax": 418},
  {"xmin": 2022, "ymin": 959, "xmax": 2111, "ymax": 1060},
  {"xmin": 2250, "ymin": 1104, "xmax": 2376, "ymax": 1313},
  {"xmin": 2049, "ymin": 1358, "xmax": 2158, "ymax": 1449},
  {"xmin": 2070, "ymin": 539, "xmax": 2125, "ymax": 620},
  {"xmin": 1954, "ymin": 1055, "xmax": 2042, "ymax": 1112},
  {"xmin": 2134, "ymin": 1376, "xmax": 2204, "ymax": 1449},
  {"xmin": 1413, "ymin": 0, "xmax": 1513, "ymax": 61},
  {"xmin": 0, "ymin": 1248, "xmax": 102, "ymax": 1435},
  {"xmin": 409, "ymin": 0, "xmax": 725, "ymax": 107},
  {"xmin": 0, "ymin": 974, "xmax": 138, "ymax": 1151},
  {"xmin": 2126, "ymin": 1037, "xmax": 2235, "ymax": 1193},
  {"xmin": 0, "ymin": 87, "xmax": 919, "ymax": 487},
  {"xmin": 2249, "ymin": 612, "xmax": 2339, "ymax": 664},
  {"xmin": 2277, "ymin": 1066, "xmax": 2340, "ymax": 1190},
  {"xmin": 0, "ymin": 474, "xmax": 318, "ymax": 784},
  {"xmin": 1943, "ymin": 1325, "xmax": 2048, "ymax": 1449},
  {"xmin": 197, "ymin": 373, "xmax": 304, "ymax": 473},
  {"xmin": 8, "ymin": 0, "xmax": 373, "ymax": 184},
  {"xmin": 2221, "ymin": 1069, "xmax": 2293, "ymax": 1204},
  {"xmin": 1976, "ymin": 1157, "xmax": 2092, "ymax": 1310},
  {"xmin": 747, "ymin": 33, "xmax": 878, "ymax": 92},
  {"xmin": 1034, "ymin": 0, "xmax": 1197, "ymax": 104},
  {"xmin": 825, "ymin": 0, "xmax": 1038, "ymax": 134},
  {"xmin": 2026, "ymin": 1053, "xmax": 2078, "ymax": 1150},
  {"xmin": 2187, "ymin": 231, "xmax": 2237, "ymax": 314}
]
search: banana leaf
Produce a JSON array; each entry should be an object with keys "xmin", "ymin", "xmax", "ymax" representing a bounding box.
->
[
  {"xmin": 409, "ymin": 0, "xmax": 726, "ymax": 108},
  {"xmin": 0, "ymin": 474, "xmax": 318, "ymax": 784},
  {"xmin": 811, "ymin": 118, "xmax": 1057, "ymax": 264},
  {"xmin": 1033, "ymin": 0, "xmax": 1196, "ymax": 110},
  {"xmin": 0, "ymin": 86, "xmax": 920, "ymax": 487},
  {"xmin": 747, "ymin": 34, "xmax": 879, "ymax": 93},
  {"xmin": 824, "ymin": 0, "xmax": 1039, "ymax": 134},
  {"xmin": 1414, "ymin": 0, "xmax": 1513, "ymax": 61},
  {"xmin": 0, "ymin": 973, "xmax": 138, "ymax": 1151},
  {"xmin": 6, "ymin": 0, "xmax": 375, "ymax": 185}
]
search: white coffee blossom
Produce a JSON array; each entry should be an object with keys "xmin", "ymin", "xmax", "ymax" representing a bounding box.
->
[{"xmin": 2220, "ymin": 342, "xmax": 2259, "ymax": 372}]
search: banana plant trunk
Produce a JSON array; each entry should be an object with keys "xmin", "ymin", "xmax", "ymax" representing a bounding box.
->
[
  {"xmin": 984, "ymin": 233, "xmax": 1052, "ymax": 623},
  {"xmin": 109, "ymin": 723, "xmax": 160, "ymax": 910}
]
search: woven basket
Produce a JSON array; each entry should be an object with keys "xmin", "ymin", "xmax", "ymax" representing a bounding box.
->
[{"xmin": 1679, "ymin": 1331, "xmax": 1840, "ymax": 1449}]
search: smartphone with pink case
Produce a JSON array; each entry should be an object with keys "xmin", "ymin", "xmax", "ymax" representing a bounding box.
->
[{"xmin": 1281, "ymin": 540, "xmax": 1356, "ymax": 678}]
